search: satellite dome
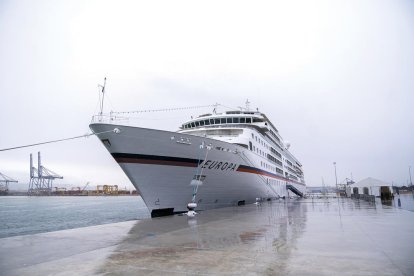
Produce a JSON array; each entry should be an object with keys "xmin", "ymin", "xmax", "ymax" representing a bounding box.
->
[{"xmin": 285, "ymin": 141, "xmax": 291, "ymax": 149}]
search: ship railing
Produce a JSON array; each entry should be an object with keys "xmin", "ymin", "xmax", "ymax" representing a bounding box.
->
[{"xmin": 91, "ymin": 113, "xmax": 130, "ymax": 124}]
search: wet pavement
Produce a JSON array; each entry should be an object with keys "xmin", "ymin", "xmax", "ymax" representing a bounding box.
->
[{"xmin": 1, "ymin": 198, "xmax": 413, "ymax": 275}]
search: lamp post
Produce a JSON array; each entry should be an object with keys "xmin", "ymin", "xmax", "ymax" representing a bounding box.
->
[
  {"xmin": 409, "ymin": 166, "xmax": 412, "ymax": 187},
  {"xmin": 333, "ymin": 162, "xmax": 338, "ymax": 193}
]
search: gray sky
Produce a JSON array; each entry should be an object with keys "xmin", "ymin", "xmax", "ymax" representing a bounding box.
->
[{"xmin": 1, "ymin": 0, "xmax": 413, "ymax": 189}]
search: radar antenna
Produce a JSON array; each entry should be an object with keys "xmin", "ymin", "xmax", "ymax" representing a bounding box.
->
[{"xmin": 245, "ymin": 99, "xmax": 250, "ymax": 111}]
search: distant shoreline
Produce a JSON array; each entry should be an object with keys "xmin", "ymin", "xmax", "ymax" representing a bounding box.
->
[{"xmin": 398, "ymin": 190, "xmax": 414, "ymax": 195}]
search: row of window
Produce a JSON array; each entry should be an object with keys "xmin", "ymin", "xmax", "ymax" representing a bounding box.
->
[
  {"xmin": 183, "ymin": 117, "xmax": 264, "ymax": 129},
  {"xmin": 249, "ymin": 142, "xmax": 266, "ymax": 157},
  {"xmin": 251, "ymin": 133, "xmax": 289, "ymax": 175},
  {"xmin": 267, "ymin": 154, "xmax": 283, "ymax": 167},
  {"xmin": 288, "ymin": 174, "xmax": 298, "ymax": 181},
  {"xmin": 253, "ymin": 146, "xmax": 267, "ymax": 157},
  {"xmin": 260, "ymin": 161, "xmax": 284, "ymax": 175},
  {"xmin": 285, "ymin": 159, "xmax": 302, "ymax": 178},
  {"xmin": 270, "ymin": 147, "xmax": 282, "ymax": 158},
  {"xmin": 250, "ymin": 133, "xmax": 271, "ymax": 158},
  {"xmin": 250, "ymin": 132, "xmax": 298, "ymax": 178},
  {"xmin": 293, "ymin": 164, "xmax": 303, "ymax": 175},
  {"xmin": 287, "ymin": 166, "xmax": 296, "ymax": 174},
  {"xmin": 251, "ymin": 133, "xmax": 268, "ymax": 148},
  {"xmin": 269, "ymin": 129, "xmax": 281, "ymax": 143}
]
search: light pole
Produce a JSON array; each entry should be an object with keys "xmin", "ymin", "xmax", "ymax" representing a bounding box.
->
[
  {"xmin": 409, "ymin": 166, "xmax": 412, "ymax": 187},
  {"xmin": 333, "ymin": 162, "xmax": 338, "ymax": 192}
]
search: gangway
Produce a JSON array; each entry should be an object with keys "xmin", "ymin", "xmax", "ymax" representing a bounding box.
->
[{"xmin": 286, "ymin": 184, "xmax": 304, "ymax": 197}]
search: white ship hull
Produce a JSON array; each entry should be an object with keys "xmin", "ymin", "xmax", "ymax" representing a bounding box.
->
[{"xmin": 90, "ymin": 123, "xmax": 306, "ymax": 216}]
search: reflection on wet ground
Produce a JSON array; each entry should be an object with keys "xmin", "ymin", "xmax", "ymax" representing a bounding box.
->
[
  {"xmin": 1, "ymin": 198, "xmax": 413, "ymax": 275},
  {"xmin": 98, "ymin": 198, "xmax": 413, "ymax": 275},
  {"xmin": 391, "ymin": 193, "xmax": 414, "ymax": 212}
]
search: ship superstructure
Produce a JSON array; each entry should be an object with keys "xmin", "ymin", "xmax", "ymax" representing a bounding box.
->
[
  {"xmin": 90, "ymin": 105, "xmax": 305, "ymax": 217},
  {"xmin": 179, "ymin": 110, "xmax": 305, "ymax": 185}
]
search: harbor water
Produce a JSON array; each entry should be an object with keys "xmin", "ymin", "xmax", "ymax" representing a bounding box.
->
[
  {"xmin": 0, "ymin": 194, "xmax": 413, "ymax": 239},
  {"xmin": 0, "ymin": 196, "xmax": 150, "ymax": 238}
]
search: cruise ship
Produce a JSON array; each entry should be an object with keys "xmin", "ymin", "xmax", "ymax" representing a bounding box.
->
[{"xmin": 90, "ymin": 105, "xmax": 306, "ymax": 217}]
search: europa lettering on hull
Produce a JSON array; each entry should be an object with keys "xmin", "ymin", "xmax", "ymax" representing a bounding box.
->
[{"xmin": 201, "ymin": 160, "xmax": 238, "ymax": 171}]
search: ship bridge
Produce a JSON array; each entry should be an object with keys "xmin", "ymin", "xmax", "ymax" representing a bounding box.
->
[{"xmin": 178, "ymin": 111, "xmax": 284, "ymax": 151}]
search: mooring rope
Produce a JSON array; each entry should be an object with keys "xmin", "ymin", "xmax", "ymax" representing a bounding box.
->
[
  {"xmin": 0, "ymin": 129, "xmax": 116, "ymax": 152},
  {"xmin": 0, "ymin": 103, "xmax": 240, "ymax": 152}
]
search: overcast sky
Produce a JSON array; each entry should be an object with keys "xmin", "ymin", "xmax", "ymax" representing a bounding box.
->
[{"xmin": 1, "ymin": 0, "xmax": 413, "ymax": 190}]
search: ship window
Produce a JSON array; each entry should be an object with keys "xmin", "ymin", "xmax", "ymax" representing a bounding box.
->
[
  {"xmin": 227, "ymin": 118, "xmax": 233, "ymax": 123},
  {"xmin": 234, "ymin": 117, "xmax": 240, "ymax": 123},
  {"xmin": 214, "ymin": 118, "xmax": 220, "ymax": 124},
  {"xmin": 195, "ymin": 121, "xmax": 200, "ymax": 127},
  {"xmin": 240, "ymin": 117, "xmax": 246, "ymax": 123},
  {"xmin": 191, "ymin": 122, "xmax": 195, "ymax": 128},
  {"xmin": 200, "ymin": 120, "xmax": 205, "ymax": 126},
  {"xmin": 246, "ymin": 118, "xmax": 252, "ymax": 123},
  {"xmin": 204, "ymin": 120, "xmax": 210, "ymax": 125},
  {"xmin": 249, "ymin": 141, "xmax": 252, "ymax": 150},
  {"xmin": 251, "ymin": 133, "xmax": 254, "ymax": 138},
  {"xmin": 220, "ymin": 118, "xmax": 226, "ymax": 124},
  {"xmin": 210, "ymin": 119, "xmax": 214, "ymax": 124}
]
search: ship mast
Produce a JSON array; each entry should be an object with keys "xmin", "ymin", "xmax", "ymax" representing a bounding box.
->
[{"xmin": 98, "ymin": 77, "xmax": 107, "ymax": 116}]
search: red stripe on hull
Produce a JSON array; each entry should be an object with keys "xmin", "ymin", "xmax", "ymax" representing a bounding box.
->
[{"xmin": 114, "ymin": 157, "xmax": 198, "ymax": 168}]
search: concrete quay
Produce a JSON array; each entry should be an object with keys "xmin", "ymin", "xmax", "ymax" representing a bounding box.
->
[{"xmin": 0, "ymin": 198, "xmax": 413, "ymax": 275}]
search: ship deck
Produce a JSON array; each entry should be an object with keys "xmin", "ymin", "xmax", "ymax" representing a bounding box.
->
[{"xmin": 1, "ymin": 198, "xmax": 413, "ymax": 275}]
